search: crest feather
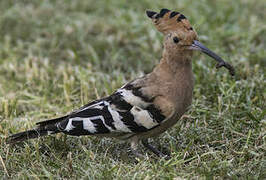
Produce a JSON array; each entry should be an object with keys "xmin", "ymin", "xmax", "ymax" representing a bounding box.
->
[{"xmin": 146, "ymin": 9, "xmax": 194, "ymax": 35}]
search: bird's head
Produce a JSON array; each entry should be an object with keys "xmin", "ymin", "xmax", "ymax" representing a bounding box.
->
[{"xmin": 146, "ymin": 9, "xmax": 235, "ymax": 75}]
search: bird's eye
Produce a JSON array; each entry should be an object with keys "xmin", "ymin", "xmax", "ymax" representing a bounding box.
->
[{"xmin": 173, "ymin": 37, "xmax": 179, "ymax": 43}]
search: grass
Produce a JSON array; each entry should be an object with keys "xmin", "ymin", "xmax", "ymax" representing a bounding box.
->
[{"xmin": 0, "ymin": 0, "xmax": 265, "ymax": 179}]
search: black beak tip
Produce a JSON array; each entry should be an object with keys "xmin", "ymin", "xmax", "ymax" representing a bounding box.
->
[
  {"xmin": 230, "ymin": 68, "xmax": 235, "ymax": 76},
  {"xmin": 229, "ymin": 66, "xmax": 235, "ymax": 76},
  {"xmin": 216, "ymin": 62, "xmax": 235, "ymax": 76}
]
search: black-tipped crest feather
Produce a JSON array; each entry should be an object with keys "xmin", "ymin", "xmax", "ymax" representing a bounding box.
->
[
  {"xmin": 158, "ymin": 8, "xmax": 170, "ymax": 18},
  {"xmin": 177, "ymin": 14, "xmax": 186, "ymax": 21},
  {"xmin": 169, "ymin": 11, "xmax": 180, "ymax": 18},
  {"xmin": 146, "ymin": 10, "xmax": 157, "ymax": 18}
]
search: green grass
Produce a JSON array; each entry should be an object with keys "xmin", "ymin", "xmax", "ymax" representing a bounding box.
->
[{"xmin": 0, "ymin": 0, "xmax": 265, "ymax": 179}]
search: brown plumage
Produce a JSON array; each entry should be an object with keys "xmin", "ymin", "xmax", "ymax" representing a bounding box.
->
[
  {"xmin": 128, "ymin": 9, "xmax": 196, "ymax": 156},
  {"xmin": 128, "ymin": 9, "xmax": 234, "ymax": 156},
  {"xmin": 7, "ymin": 9, "xmax": 234, "ymax": 159}
]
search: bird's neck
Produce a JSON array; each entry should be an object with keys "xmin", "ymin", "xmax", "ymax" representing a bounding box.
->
[
  {"xmin": 154, "ymin": 50, "xmax": 193, "ymax": 75},
  {"xmin": 149, "ymin": 49, "xmax": 194, "ymax": 116}
]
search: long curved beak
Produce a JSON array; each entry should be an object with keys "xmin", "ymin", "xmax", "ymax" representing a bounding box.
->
[{"xmin": 190, "ymin": 40, "xmax": 235, "ymax": 76}]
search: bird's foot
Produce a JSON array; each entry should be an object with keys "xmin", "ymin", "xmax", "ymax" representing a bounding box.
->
[
  {"xmin": 142, "ymin": 139, "xmax": 170, "ymax": 160},
  {"xmin": 130, "ymin": 137, "xmax": 147, "ymax": 160},
  {"xmin": 130, "ymin": 148, "xmax": 146, "ymax": 160}
]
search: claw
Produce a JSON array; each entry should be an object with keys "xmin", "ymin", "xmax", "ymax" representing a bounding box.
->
[{"xmin": 142, "ymin": 139, "xmax": 170, "ymax": 159}]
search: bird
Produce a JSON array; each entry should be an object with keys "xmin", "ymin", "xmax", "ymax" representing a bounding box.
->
[{"xmin": 7, "ymin": 9, "xmax": 234, "ymax": 158}]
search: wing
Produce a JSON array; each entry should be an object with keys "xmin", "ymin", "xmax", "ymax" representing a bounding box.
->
[{"xmin": 56, "ymin": 81, "xmax": 166, "ymax": 137}]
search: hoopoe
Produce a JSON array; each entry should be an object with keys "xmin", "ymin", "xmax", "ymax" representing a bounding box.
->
[{"xmin": 7, "ymin": 9, "xmax": 234, "ymax": 158}]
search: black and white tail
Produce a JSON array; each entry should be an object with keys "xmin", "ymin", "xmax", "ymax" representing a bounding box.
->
[
  {"xmin": 7, "ymin": 83, "xmax": 167, "ymax": 143},
  {"xmin": 7, "ymin": 116, "xmax": 67, "ymax": 144}
]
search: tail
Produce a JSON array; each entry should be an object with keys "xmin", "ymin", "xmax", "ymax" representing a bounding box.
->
[
  {"xmin": 7, "ymin": 129, "xmax": 55, "ymax": 144},
  {"xmin": 7, "ymin": 115, "xmax": 68, "ymax": 144}
]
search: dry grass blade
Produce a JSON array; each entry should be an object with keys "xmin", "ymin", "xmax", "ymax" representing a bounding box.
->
[{"xmin": 0, "ymin": 154, "xmax": 9, "ymax": 177}]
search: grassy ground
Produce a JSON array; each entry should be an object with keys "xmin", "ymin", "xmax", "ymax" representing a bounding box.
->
[{"xmin": 0, "ymin": 0, "xmax": 265, "ymax": 179}]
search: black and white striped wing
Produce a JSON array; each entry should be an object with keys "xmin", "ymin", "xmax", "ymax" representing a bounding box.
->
[{"xmin": 56, "ymin": 83, "xmax": 166, "ymax": 136}]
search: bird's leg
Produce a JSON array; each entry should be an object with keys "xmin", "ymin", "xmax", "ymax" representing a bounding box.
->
[
  {"xmin": 130, "ymin": 137, "xmax": 146, "ymax": 159},
  {"xmin": 142, "ymin": 139, "xmax": 170, "ymax": 159}
]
